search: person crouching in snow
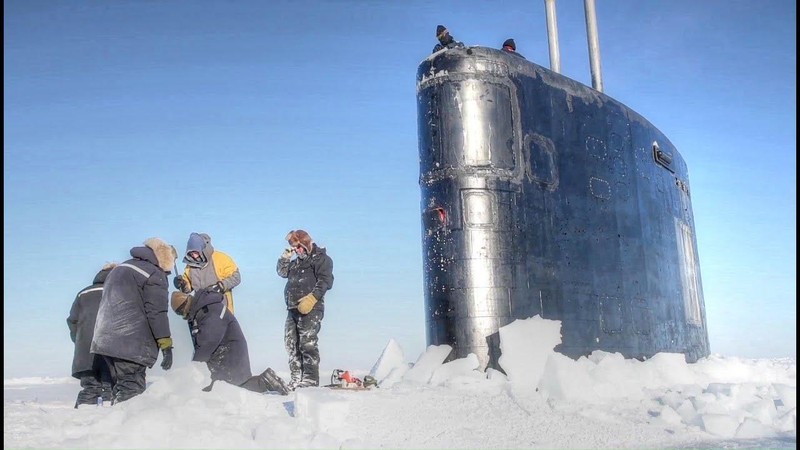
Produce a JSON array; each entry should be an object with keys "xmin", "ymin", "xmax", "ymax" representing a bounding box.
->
[{"xmin": 171, "ymin": 289, "xmax": 289, "ymax": 395}]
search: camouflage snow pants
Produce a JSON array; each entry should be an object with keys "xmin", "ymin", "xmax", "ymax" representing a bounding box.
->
[{"xmin": 284, "ymin": 308, "xmax": 324, "ymax": 386}]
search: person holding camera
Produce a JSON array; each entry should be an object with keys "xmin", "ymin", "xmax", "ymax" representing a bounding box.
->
[{"xmin": 277, "ymin": 230, "xmax": 334, "ymax": 389}]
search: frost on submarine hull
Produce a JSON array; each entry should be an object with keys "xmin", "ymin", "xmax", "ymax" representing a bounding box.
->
[{"xmin": 416, "ymin": 46, "xmax": 710, "ymax": 370}]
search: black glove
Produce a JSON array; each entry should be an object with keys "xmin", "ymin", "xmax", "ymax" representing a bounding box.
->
[
  {"xmin": 210, "ymin": 281, "xmax": 224, "ymax": 293},
  {"xmin": 161, "ymin": 347, "xmax": 173, "ymax": 370},
  {"xmin": 173, "ymin": 276, "xmax": 188, "ymax": 292}
]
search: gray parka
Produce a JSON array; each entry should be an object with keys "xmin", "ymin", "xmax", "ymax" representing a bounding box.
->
[
  {"xmin": 91, "ymin": 246, "xmax": 171, "ymax": 368},
  {"xmin": 67, "ymin": 266, "xmax": 113, "ymax": 377}
]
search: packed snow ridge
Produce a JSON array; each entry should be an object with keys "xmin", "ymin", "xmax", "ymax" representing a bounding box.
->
[{"xmin": 4, "ymin": 316, "xmax": 796, "ymax": 449}]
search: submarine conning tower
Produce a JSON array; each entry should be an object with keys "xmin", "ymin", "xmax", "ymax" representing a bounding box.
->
[{"xmin": 416, "ymin": 46, "xmax": 710, "ymax": 371}]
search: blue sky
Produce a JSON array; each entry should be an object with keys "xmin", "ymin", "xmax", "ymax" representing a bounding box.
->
[{"xmin": 4, "ymin": 0, "xmax": 795, "ymax": 378}]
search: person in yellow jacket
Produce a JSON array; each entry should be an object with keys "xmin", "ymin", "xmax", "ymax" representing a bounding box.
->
[{"xmin": 174, "ymin": 232, "xmax": 240, "ymax": 313}]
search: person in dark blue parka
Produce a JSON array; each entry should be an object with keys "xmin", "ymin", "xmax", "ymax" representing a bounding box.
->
[
  {"xmin": 91, "ymin": 237, "xmax": 177, "ymax": 404},
  {"xmin": 67, "ymin": 263, "xmax": 116, "ymax": 407},
  {"xmin": 171, "ymin": 289, "xmax": 289, "ymax": 395}
]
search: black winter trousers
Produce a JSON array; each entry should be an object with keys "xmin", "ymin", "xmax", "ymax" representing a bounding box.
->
[
  {"xmin": 284, "ymin": 308, "xmax": 324, "ymax": 385},
  {"xmin": 101, "ymin": 355, "xmax": 147, "ymax": 404},
  {"xmin": 74, "ymin": 358, "xmax": 113, "ymax": 407}
]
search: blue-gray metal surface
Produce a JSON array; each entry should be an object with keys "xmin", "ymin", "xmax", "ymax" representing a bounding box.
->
[{"xmin": 416, "ymin": 46, "xmax": 710, "ymax": 370}]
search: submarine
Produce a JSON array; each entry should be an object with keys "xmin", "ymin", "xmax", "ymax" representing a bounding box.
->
[{"xmin": 417, "ymin": 0, "xmax": 710, "ymax": 370}]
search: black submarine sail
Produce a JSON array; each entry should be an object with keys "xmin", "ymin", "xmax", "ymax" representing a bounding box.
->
[{"xmin": 417, "ymin": 0, "xmax": 710, "ymax": 371}]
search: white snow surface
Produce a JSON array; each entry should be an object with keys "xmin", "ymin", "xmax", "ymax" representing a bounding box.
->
[{"xmin": 4, "ymin": 316, "xmax": 796, "ymax": 449}]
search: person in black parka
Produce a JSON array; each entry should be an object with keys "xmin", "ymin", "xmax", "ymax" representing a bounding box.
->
[
  {"xmin": 170, "ymin": 289, "xmax": 289, "ymax": 395},
  {"xmin": 277, "ymin": 229, "xmax": 334, "ymax": 389},
  {"xmin": 501, "ymin": 38, "xmax": 526, "ymax": 59},
  {"xmin": 432, "ymin": 25, "xmax": 465, "ymax": 54},
  {"xmin": 67, "ymin": 263, "xmax": 116, "ymax": 407},
  {"xmin": 91, "ymin": 237, "xmax": 177, "ymax": 404}
]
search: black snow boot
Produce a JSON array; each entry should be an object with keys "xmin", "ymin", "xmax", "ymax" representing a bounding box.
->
[{"xmin": 261, "ymin": 368, "xmax": 290, "ymax": 395}]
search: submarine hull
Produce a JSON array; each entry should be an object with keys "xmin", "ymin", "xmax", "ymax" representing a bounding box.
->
[{"xmin": 417, "ymin": 47, "xmax": 709, "ymax": 370}]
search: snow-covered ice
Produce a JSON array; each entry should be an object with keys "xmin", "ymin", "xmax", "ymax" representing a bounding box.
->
[{"xmin": 4, "ymin": 316, "xmax": 796, "ymax": 449}]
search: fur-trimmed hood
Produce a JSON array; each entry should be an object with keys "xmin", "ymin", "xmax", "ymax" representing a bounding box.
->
[
  {"xmin": 171, "ymin": 291, "xmax": 193, "ymax": 319},
  {"xmin": 93, "ymin": 262, "xmax": 117, "ymax": 284},
  {"xmin": 286, "ymin": 229, "xmax": 313, "ymax": 253},
  {"xmin": 143, "ymin": 237, "xmax": 178, "ymax": 272},
  {"xmin": 170, "ymin": 288, "xmax": 225, "ymax": 320}
]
